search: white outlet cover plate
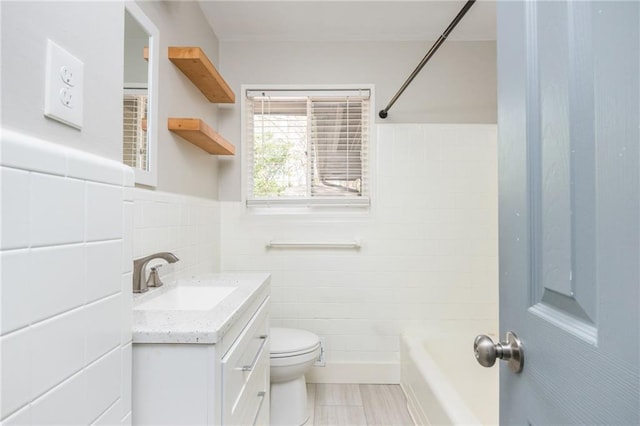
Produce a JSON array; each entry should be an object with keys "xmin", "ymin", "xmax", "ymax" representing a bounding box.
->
[{"xmin": 44, "ymin": 39, "xmax": 84, "ymax": 129}]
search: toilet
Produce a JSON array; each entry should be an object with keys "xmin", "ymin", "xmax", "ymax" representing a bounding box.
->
[{"xmin": 270, "ymin": 327, "xmax": 322, "ymax": 426}]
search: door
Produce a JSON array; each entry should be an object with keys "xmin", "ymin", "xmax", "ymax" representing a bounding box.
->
[{"xmin": 496, "ymin": 1, "xmax": 639, "ymax": 424}]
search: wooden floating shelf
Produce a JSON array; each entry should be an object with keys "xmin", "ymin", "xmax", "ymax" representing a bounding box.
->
[
  {"xmin": 168, "ymin": 47, "xmax": 235, "ymax": 104},
  {"xmin": 168, "ymin": 118, "xmax": 235, "ymax": 155}
]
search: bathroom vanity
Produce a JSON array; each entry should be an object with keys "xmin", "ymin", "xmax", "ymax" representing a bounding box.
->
[{"xmin": 132, "ymin": 273, "xmax": 270, "ymax": 425}]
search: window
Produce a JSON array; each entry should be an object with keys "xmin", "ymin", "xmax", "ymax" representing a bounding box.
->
[{"xmin": 245, "ymin": 89, "xmax": 370, "ymax": 207}]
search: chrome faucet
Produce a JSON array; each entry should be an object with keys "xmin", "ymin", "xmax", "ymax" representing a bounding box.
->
[{"xmin": 132, "ymin": 252, "xmax": 179, "ymax": 293}]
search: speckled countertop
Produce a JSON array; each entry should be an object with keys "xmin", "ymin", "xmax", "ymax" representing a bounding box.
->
[{"xmin": 132, "ymin": 272, "xmax": 270, "ymax": 344}]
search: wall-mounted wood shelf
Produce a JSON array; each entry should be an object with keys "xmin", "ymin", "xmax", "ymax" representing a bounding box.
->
[
  {"xmin": 168, "ymin": 47, "xmax": 235, "ymax": 104},
  {"xmin": 168, "ymin": 118, "xmax": 235, "ymax": 155}
]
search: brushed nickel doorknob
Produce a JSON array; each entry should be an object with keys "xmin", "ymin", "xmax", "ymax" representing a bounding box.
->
[{"xmin": 474, "ymin": 331, "xmax": 524, "ymax": 373}]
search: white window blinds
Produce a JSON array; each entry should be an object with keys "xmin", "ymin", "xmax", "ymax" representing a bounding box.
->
[
  {"xmin": 122, "ymin": 92, "xmax": 148, "ymax": 170},
  {"xmin": 246, "ymin": 89, "xmax": 370, "ymax": 207}
]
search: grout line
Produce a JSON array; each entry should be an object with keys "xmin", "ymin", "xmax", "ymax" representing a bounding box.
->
[
  {"xmin": 0, "ymin": 246, "xmax": 29, "ymax": 254},
  {"xmin": 84, "ymin": 344, "xmax": 121, "ymax": 371},
  {"xmin": 25, "ymin": 346, "xmax": 118, "ymax": 414},
  {"xmin": 0, "ymin": 400, "xmax": 32, "ymax": 422},
  {"xmin": 312, "ymin": 384, "xmax": 413, "ymax": 426},
  {"xmin": 85, "ymin": 238, "xmax": 123, "ymax": 245},
  {"xmin": 29, "ymin": 241, "xmax": 86, "ymax": 250},
  {"xmin": 84, "ymin": 291, "xmax": 122, "ymax": 309},
  {"xmin": 89, "ymin": 397, "xmax": 121, "ymax": 425},
  {"xmin": 1, "ymin": 289, "xmax": 123, "ymax": 340}
]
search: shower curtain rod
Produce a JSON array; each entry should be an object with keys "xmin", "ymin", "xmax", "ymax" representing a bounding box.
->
[{"xmin": 379, "ymin": 0, "xmax": 476, "ymax": 119}]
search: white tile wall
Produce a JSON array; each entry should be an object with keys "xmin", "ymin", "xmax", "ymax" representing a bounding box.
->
[
  {"xmin": 29, "ymin": 173, "xmax": 85, "ymax": 247},
  {"xmin": 84, "ymin": 348, "xmax": 121, "ymax": 422},
  {"xmin": 0, "ymin": 130, "xmax": 134, "ymax": 424},
  {"xmin": 1, "ymin": 405, "xmax": 32, "ymax": 425},
  {"xmin": 29, "ymin": 245, "xmax": 86, "ymax": 323},
  {"xmin": 84, "ymin": 295, "xmax": 122, "ymax": 364},
  {"xmin": 1, "ymin": 328, "xmax": 33, "ymax": 418},
  {"xmin": 30, "ymin": 309, "xmax": 86, "ymax": 398},
  {"xmin": 221, "ymin": 124, "xmax": 499, "ymax": 381},
  {"xmin": 86, "ymin": 241, "xmax": 123, "ymax": 302},
  {"xmin": 120, "ymin": 343, "xmax": 132, "ymax": 417},
  {"xmin": 0, "ymin": 168, "xmax": 30, "ymax": 250},
  {"xmin": 29, "ymin": 370, "xmax": 88, "ymax": 425},
  {"xmin": 128, "ymin": 188, "xmax": 221, "ymax": 281},
  {"xmin": 86, "ymin": 182, "xmax": 123, "ymax": 242},
  {"xmin": 0, "ymin": 250, "xmax": 31, "ymax": 334},
  {"xmin": 0, "ymin": 124, "xmax": 497, "ymax": 414}
]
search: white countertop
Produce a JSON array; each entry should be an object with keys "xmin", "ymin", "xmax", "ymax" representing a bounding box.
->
[{"xmin": 132, "ymin": 272, "xmax": 270, "ymax": 344}]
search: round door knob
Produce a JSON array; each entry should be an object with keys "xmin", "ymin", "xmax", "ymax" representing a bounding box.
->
[
  {"xmin": 473, "ymin": 331, "xmax": 524, "ymax": 373},
  {"xmin": 474, "ymin": 335, "xmax": 498, "ymax": 367}
]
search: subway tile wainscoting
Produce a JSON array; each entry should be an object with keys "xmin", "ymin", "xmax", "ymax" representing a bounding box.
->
[
  {"xmin": 222, "ymin": 124, "xmax": 499, "ymax": 383},
  {"xmin": 0, "ymin": 133, "xmax": 223, "ymax": 424},
  {"xmin": 129, "ymin": 188, "xmax": 221, "ymax": 283},
  {"xmin": 0, "ymin": 130, "xmax": 134, "ymax": 425},
  {"xmin": 1, "ymin": 124, "xmax": 495, "ymax": 421}
]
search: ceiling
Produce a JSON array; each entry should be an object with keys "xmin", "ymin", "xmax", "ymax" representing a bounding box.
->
[{"xmin": 199, "ymin": 1, "xmax": 496, "ymax": 43}]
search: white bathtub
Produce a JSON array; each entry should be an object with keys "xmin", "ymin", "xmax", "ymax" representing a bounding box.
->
[{"xmin": 401, "ymin": 333, "xmax": 498, "ymax": 425}]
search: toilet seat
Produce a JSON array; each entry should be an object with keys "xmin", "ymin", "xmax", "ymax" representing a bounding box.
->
[{"xmin": 270, "ymin": 327, "xmax": 321, "ymax": 358}]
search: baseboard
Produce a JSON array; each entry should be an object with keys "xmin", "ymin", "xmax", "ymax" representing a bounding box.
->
[{"xmin": 306, "ymin": 362, "xmax": 399, "ymax": 384}]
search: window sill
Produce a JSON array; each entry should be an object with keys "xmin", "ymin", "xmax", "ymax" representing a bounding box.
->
[{"xmin": 244, "ymin": 198, "xmax": 371, "ymax": 216}]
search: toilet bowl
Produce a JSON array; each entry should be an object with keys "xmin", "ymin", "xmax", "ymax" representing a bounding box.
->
[{"xmin": 270, "ymin": 327, "xmax": 321, "ymax": 426}]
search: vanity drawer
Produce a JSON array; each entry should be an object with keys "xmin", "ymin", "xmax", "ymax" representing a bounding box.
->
[
  {"xmin": 221, "ymin": 297, "xmax": 269, "ymax": 424},
  {"xmin": 226, "ymin": 349, "xmax": 269, "ymax": 426},
  {"xmin": 220, "ymin": 286, "xmax": 269, "ymax": 355}
]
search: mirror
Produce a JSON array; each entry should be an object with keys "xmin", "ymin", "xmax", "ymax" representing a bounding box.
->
[{"xmin": 123, "ymin": 2, "xmax": 159, "ymax": 187}]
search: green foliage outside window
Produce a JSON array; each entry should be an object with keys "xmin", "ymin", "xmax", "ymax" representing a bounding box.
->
[{"xmin": 252, "ymin": 115, "xmax": 307, "ymax": 197}]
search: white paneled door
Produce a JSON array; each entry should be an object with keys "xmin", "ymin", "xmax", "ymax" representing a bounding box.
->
[{"xmin": 495, "ymin": 1, "xmax": 639, "ymax": 424}]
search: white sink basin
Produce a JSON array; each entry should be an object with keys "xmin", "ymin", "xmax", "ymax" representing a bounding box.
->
[{"xmin": 136, "ymin": 286, "xmax": 237, "ymax": 311}]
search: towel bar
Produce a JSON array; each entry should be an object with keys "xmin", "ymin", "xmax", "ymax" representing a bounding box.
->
[{"xmin": 266, "ymin": 241, "xmax": 361, "ymax": 249}]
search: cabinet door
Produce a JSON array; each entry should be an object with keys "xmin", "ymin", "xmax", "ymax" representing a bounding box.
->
[
  {"xmin": 221, "ymin": 298, "xmax": 270, "ymax": 425},
  {"xmin": 133, "ymin": 344, "xmax": 212, "ymax": 425}
]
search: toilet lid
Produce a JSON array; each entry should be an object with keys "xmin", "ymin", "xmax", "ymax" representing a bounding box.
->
[{"xmin": 270, "ymin": 327, "xmax": 320, "ymax": 356}]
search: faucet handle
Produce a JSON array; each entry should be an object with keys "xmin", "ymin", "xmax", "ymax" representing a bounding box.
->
[{"xmin": 146, "ymin": 263, "xmax": 164, "ymax": 288}]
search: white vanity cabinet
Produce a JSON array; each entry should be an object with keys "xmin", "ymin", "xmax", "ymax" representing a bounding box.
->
[{"xmin": 132, "ymin": 274, "xmax": 270, "ymax": 426}]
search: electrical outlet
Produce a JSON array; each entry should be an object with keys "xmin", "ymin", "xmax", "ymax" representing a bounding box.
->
[
  {"xmin": 59, "ymin": 65, "xmax": 75, "ymax": 86},
  {"xmin": 44, "ymin": 39, "xmax": 84, "ymax": 129},
  {"xmin": 314, "ymin": 337, "xmax": 326, "ymax": 367}
]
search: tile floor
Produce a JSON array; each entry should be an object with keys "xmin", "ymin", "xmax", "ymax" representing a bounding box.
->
[{"xmin": 306, "ymin": 383, "xmax": 414, "ymax": 426}]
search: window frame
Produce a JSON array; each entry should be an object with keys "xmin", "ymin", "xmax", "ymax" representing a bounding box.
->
[{"xmin": 241, "ymin": 84, "xmax": 375, "ymax": 214}]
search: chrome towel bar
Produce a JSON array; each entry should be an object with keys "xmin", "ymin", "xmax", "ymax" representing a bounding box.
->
[{"xmin": 266, "ymin": 241, "xmax": 361, "ymax": 249}]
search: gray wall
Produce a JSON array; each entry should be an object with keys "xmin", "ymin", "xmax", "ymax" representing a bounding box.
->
[
  {"xmin": 1, "ymin": 2, "xmax": 496, "ymax": 201},
  {"xmin": 1, "ymin": 1, "xmax": 124, "ymax": 161},
  {"xmin": 1, "ymin": 1, "xmax": 222, "ymax": 199},
  {"xmin": 136, "ymin": 1, "xmax": 220, "ymax": 198},
  {"xmin": 217, "ymin": 40, "xmax": 497, "ymax": 200}
]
